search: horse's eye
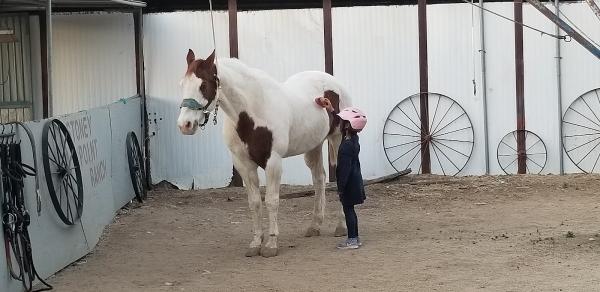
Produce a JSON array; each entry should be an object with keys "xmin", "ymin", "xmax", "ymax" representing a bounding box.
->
[{"xmin": 200, "ymin": 83, "xmax": 206, "ymax": 93}]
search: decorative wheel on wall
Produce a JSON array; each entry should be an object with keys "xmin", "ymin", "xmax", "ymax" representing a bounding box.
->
[
  {"xmin": 382, "ymin": 92, "xmax": 474, "ymax": 176},
  {"xmin": 42, "ymin": 119, "xmax": 84, "ymax": 225},
  {"xmin": 126, "ymin": 131, "xmax": 147, "ymax": 202},
  {"xmin": 496, "ymin": 130, "xmax": 547, "ymax": 174},
  {"xmin": 562, "ymin": 88, "xmax": 600, "ymax": 173}
]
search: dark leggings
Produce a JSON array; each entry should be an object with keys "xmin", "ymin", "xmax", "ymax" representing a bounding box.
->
[{"xmin": 343, "ymin": 204, "xmax": 359, "ymax": 239}]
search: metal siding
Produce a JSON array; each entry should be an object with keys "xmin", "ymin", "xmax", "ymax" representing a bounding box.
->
[
  {"xmin": 427, "ymin": 3, "xmax": 486, "ymax": 175},
  {"xmin": 29, "ymin": 15, "xmax": 44, "ymax": 120},
  {"xmin": 482, "ymin": 2, "xmax": 518, "ymax": 174},
  {"xmin": 522, "ymin": 2, "xmax": 561, "ymax": 174},
  {"xmin": 108, "ymin": 98, "xmax": 142, "ymax": 210},
  {"xmin": 51, "ymin": 12, "xmax": 137, "ymax": 116},
  {"xmin": 143, "ymin": 11, "xmax": 232, "ymax": 189},
  {"xmin": 0, "ymin": 14, "xmax": 33, "ymax": 122},
  {"xmin": 559, "ymin": 2, "xmax": 600, "ymax": 173},
  {"xmin": 332, "ymin": 5, "xmax": 420, "ymax": 179}
]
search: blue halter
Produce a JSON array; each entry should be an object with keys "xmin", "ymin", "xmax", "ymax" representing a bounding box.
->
[{"xmin": 179, "ymin": 74, "xmax": 221, "ymax": 128}]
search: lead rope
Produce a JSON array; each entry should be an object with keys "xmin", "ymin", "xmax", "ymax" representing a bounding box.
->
[{"xmin": 208, "ymin": 0, "xmax": 221, "ymax": 126}]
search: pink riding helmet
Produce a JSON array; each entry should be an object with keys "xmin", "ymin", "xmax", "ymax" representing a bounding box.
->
[{"xmin": 337, "ymin": 107, "xmax": 367, "ymax": 131}]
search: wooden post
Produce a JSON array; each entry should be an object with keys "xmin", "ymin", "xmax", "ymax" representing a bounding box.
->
[
  {"xmin": 515, "ymin": 0, "xmax": 527, "ymax": 174},
  {"xmin": 228, "ymin": 0, "xmax": 243, "ymax": 187},
  {"xmin": 323, "ymin": 0, "xmax": 336, "ymax": 182}
]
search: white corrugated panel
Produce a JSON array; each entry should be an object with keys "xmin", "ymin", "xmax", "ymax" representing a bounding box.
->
[
  {"xmin": 51, "ymin": 12, "xmax": 137, "ymax": 116},
  {"xmin": 483, "ymin": 2, "xmax": 518, "ymax": 175},
  {"xmin": 427, "ymin": 3, "xmax": 485, "ymax": 175},
  {"xmin": 522, "ymin": 2, "xmax": 561, "ymax": 175},
  {"xmin": 332, "ymin": 5, "xmax": 420, "ymax": 179},
  {"xmin": 559, "ymin": 2, "xmax": 600, "ymax": 173},
  {"xmin": 144, "ymin": 11, "xmax": 232, "ymax": 189}
]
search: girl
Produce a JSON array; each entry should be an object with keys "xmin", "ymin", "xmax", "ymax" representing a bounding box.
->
[{"xmin": 335, "ymin": 107, "xmax": 367, "ymax": 249}]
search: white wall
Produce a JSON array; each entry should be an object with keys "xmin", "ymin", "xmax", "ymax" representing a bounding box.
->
[
  {"xmin": 559, "ymin": 3, "xmax": 600, "ymax": 173},
  {"xmin": 143, "ymin": 11, "xmax": 232, "ymax": 189},
  {"xmin": 51, "ymin": 12, "xmax": 137, "ymax": 116},
  {"xmin": 143, "ymin": 2, "xmax": 600, "ymax": 189}
]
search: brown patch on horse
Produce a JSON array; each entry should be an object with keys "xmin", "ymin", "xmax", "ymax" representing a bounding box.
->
[
  {"xmin": 236, "ymin": 112, "xmax": 273, "ymax": 169},
  {"xmin": 324, "ymin": 90, "xmax": 341, "ymax": 135},
  {"xmin": 185, "ymin": 49, "xmax": 218, "ymax": 104}
]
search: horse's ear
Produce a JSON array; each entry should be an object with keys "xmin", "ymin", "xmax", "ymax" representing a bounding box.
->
[
  {"xmin": 201, "ymin": 49, "xmax": 216, "ymax": 69},
  {"xmin": 186, "ymin": 49, "xmax": 195, "ymax": 65}
]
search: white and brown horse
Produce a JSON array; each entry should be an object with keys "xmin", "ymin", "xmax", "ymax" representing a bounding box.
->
[{"xmin": 177, "ymin": 49, "xmax": 351, "ymax": 257}]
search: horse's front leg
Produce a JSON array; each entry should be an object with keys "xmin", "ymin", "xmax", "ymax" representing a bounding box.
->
[
  {"xmin": 262, "ymin": 153, "xmax": 282, "ymax": 258},
  {"xmin": 233, "ymin": 156, "xmax": 263, "ymax": 257}
]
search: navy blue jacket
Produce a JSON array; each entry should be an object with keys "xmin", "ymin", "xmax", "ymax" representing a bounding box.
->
[{"xmin": 336, "ymin": 134, "xmax": 366, "ymax": 206}]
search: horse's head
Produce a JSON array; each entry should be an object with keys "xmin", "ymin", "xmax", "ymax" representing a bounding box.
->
[{"xmin": 177, "ymin": 49, "xmax": 218, "ymax": 135}]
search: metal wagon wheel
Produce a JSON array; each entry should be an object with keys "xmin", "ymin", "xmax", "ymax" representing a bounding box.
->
[
  {"xmin": 42, "ymin": 118, "xmax": 84, "ymax": 225},
  {"xmin": 382, "ymin": 92, "xmax": 475, "ymax": 176},
  {"xmin": 562, "ymin": 88, "xmax": 600, "ymax": 173},
  {"xmin": 126, "ymin": 131, "xmax": 146, "ymax": 202},
  {"xmin": 496, "ymin": 130, "xmax": 547, "ymax": 174}
]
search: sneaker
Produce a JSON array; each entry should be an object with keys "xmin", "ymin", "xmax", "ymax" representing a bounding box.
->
[
  {"xmin": 337, "ymin": 238, "xmax": 359, "ymax": 250},
  {"xmin": 357, "ymin": 237, "xmax": 363, "ymax": 246}
]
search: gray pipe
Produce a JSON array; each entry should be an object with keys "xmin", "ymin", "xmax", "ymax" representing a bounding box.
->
[
  {"xmin": 555, "ymin": 0, "xmax": 564, "ymax": 174},
  {"xmin": 479, "ymin": 0, "xmax": 490, "ymax": 174},
  {"xmin": 47, "ymin": 0, "xmax": 52, "ymax": 117}
]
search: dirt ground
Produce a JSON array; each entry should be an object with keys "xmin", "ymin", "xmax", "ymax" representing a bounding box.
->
[{"xmin": 48, "ymin": 174, "xmax": 600, "ymax": 292}]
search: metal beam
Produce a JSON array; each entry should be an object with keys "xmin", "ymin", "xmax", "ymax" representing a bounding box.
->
[
  {"xmin": 515, "ymin": 0, "xmax": 526, "ymax": 174},
  {"xmin": 527, "ymin": 0, "xmax": 600, "ymax": 59},
  {"xmin": 584, "ymin": 0, "xmax": 600, "ymax": 22},
  {"xmin": 134, "ymin": 8, "xmax": 151, "ymax": 189},
  {"xmin": 555, "ymin": 0, "xmax": 564, "ymax": 175},
  {"xmin": 227, "ymin": 0, "xmax": 243, "ymax": 187},
  {"xmin": 323, "ymin": 0, "xmax": 336, "ymax": 182},
  {"xmin": 40, "ymin": 0, "xmax": 53, "ymax": 118},
  {"xmin": 323, "ymin": 0, "xmax": 333, "ymax": 75},
  {"xmin": 479, "ymin": 0, "xmax": 490, "ymax": 174},
  {"xmin": 228, "ymin": 0, "xmax": 238, "ymax": 58},
  {"xmin": 418, "ymin": 0, "xmax": 431, "ymax": 174}
]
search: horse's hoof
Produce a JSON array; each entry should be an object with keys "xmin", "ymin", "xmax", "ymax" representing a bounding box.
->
[
  {"xmin": 260, "ymin": 247, "xmax": 278, "ymax": 258},
  {"xmin": 334, "ymin": 226, "xmax": 347, "ymax": 237},
  {"xmin": 304, "ymin": 227, "xmax": 321, "ymax": 237},
  {"xmin": 245, "ymin": 247, "xmax": 261, "ymax": 257}
]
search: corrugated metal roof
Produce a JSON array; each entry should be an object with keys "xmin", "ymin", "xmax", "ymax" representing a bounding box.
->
[
  {"xmin": 143, "ymin": 0, "xmax": 581, "ymax": 13},
  {"xmin": 0, "ymin": 0, "xmax": 145, "ymax": 12}
]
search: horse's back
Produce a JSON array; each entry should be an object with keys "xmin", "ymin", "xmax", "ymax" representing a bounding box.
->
[{"xmin": 283, "ymin": 71, "xmax": 351, "ymax": 107}]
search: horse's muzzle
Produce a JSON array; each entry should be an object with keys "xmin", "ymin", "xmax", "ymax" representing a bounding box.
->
[{"xmin": 178, "ymin": 120, "xmax": 198, "ymax": 135}]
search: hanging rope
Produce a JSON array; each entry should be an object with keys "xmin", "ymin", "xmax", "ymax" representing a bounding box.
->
[
  {"xmin": 208, "ymin": 0, "xmax": 219, "ymax": 68},
  {"xmin": 207, "ymin": 0, "xmax": 222, "ymax": 126},
  {"xmin": 460, "ymin": 0, "xmax": 567, "ymax": 39}
]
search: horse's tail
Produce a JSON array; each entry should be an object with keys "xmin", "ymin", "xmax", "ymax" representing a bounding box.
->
[{"xmin": 325, "ymin": 78, "xmax": 353, "ymax": 180}]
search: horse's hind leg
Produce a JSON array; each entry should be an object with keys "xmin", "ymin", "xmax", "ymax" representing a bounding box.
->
[
  {"xmin": 262, "ymin": 153, "xmax": 282, "ymax": 258},
  {"xmin": 304, "ymin": 145, "xmax": 326, "ymax": 237}
]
